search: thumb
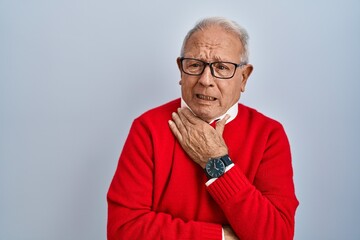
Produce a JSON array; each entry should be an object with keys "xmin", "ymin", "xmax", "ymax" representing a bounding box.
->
[{"xmin": 215, "ymin": 114, "xmax": 230, "ymax": 135}]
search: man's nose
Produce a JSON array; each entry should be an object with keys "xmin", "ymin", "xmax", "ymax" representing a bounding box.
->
[{"xmin": 198, "ymin": 65, "xmax": 215, "ymax": 87}]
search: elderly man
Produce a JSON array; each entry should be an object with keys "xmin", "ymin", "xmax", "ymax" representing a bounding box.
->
[{"xmin": 107, "ymin": 17, "xmax": 298, "ymax": 240}]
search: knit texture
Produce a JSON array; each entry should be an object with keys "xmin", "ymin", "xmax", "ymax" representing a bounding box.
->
[{"xmin": 107, "ymin": 98, "xmax": 298, "ymax": 240}]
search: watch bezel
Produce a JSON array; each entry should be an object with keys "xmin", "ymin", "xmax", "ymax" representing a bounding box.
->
[{"xmin": 205, "ymin": 158, "xmax": 226, "ymax": 179}]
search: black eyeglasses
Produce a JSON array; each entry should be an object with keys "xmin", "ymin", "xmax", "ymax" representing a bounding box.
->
[{"xmin": 180, "ymin": 57, "xmax": 246, "ymax": 79}]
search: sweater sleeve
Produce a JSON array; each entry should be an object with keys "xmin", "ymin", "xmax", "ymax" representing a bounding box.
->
[
  {"xmin": 107, "ymin": 118, "xmax": 223, "ymax": 240},
  {"xmin": 207, "ymin": 123, "xmax": 299, "ymax": 240}
]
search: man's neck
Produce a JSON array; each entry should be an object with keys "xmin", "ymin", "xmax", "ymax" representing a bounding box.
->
[{"xmin": 180, "ymin": 98, "xmax": 238, "ymax": 124}]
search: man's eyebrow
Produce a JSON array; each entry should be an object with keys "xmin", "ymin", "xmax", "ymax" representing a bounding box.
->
[
  {"xmin": 189, "ymin": 55, "xmax": 230, "ymax": 62},
  {"xmin": 198, "ymin": 56, "xmax": 225, "ymax": 62},
  {"xmin": 212, "ymin": 56, "xmax": 237, "ymax": 62},
  {"xmin": 212, "ymin": 56, "xmax": 224, "ymax": 61}
]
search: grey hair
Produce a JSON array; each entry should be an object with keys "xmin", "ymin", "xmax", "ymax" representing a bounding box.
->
[{"xmin": 180, "ymin": 17, "xmax": 250, "ymax": 63}]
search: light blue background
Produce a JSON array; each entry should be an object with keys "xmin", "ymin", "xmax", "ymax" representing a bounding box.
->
[{"xmin": 1, "ymin": 0, "xmax": 359, "ymax": 239}]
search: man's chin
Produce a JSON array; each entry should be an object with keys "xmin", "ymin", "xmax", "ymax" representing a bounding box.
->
[
  {"xmin": 186, "ymin": 102, "xmax": 219, "ymax": 122},
  {"xmin": 193, "ymin": 110, "xmax": 217, "ymax": 123}
]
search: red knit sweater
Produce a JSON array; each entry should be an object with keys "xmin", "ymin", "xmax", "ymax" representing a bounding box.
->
[{"xmin": 107, "ymin": 98, "xmax": 298, "ymax": 240}]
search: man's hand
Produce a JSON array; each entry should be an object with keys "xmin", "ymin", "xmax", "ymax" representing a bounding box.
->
[
  {"xmin": 223, "ymin": 226, "xmax": 239, "ymax": 240},
  {"xmin": 168, "ymin": 108, "xmax": 229, "ymax": 168}
]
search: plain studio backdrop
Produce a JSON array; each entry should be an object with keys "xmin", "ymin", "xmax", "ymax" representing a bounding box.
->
[{"xmin": 1, "ymin": 0, "xmax": 359, "ymax": 239}]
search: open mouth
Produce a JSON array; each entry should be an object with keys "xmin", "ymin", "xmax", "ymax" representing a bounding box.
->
[{"xmin": 196, "ymin": 94, "xmax": 217, "ymax": 101}]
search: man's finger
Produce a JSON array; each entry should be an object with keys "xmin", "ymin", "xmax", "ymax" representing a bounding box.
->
[
  {"xmin": 215, "ymin": 114, "xmax": 230, "ymax": 135},
  {"xmin": 168, "ymin": 120, "xmax": 183, "ymax": 142},
  {"xmin": 178, "ymin": 107, "xmax": 201, "ymax": 125},
  {"xmin": 171, "ymin": 111, "xmax": 188, "ymax": 134}
]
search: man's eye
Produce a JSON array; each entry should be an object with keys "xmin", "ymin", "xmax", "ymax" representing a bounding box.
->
[
  {"xmin": 216, "ymin": 64, "xmax": 229, "ymax": 70},
  {"xmin": 190, "ymin": 63, "xmax": 200, "ymax": 68}
]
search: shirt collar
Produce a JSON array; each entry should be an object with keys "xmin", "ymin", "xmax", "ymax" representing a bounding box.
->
[{"xmin": 181, "ymin": 98, "xmax": 238, "ymax": 125}]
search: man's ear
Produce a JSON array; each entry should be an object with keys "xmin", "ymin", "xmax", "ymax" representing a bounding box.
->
[{"xmin": 240, "ymin": 64, "xmax": 253, "ymax": 92}]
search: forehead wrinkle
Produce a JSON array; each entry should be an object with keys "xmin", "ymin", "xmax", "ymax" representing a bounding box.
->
[
  {"xmin": 185, "ymin": 28, "xmax": 242, "ymax": 62},
  {"xmin": 191, "ymin": 42, "xmax": 227, "ymax": 62}
]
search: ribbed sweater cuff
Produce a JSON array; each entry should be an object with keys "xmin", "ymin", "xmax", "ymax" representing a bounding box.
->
[
  {"xmin": 207, "ymin": 166, "xmax": 248, "ymax": 204},
  {"xmin": 201, "ymin": 223, "xmax": 223, "ymax": 240}
]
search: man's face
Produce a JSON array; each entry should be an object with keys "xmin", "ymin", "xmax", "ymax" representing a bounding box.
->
[{"xmin": 177, "ymin": 26, "xmax": 253, "ymax": 122}]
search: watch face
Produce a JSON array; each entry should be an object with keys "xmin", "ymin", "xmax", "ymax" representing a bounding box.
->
[{"xmin": 205, "ymin": 158, "xmax": 226, "ymax": 178}]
